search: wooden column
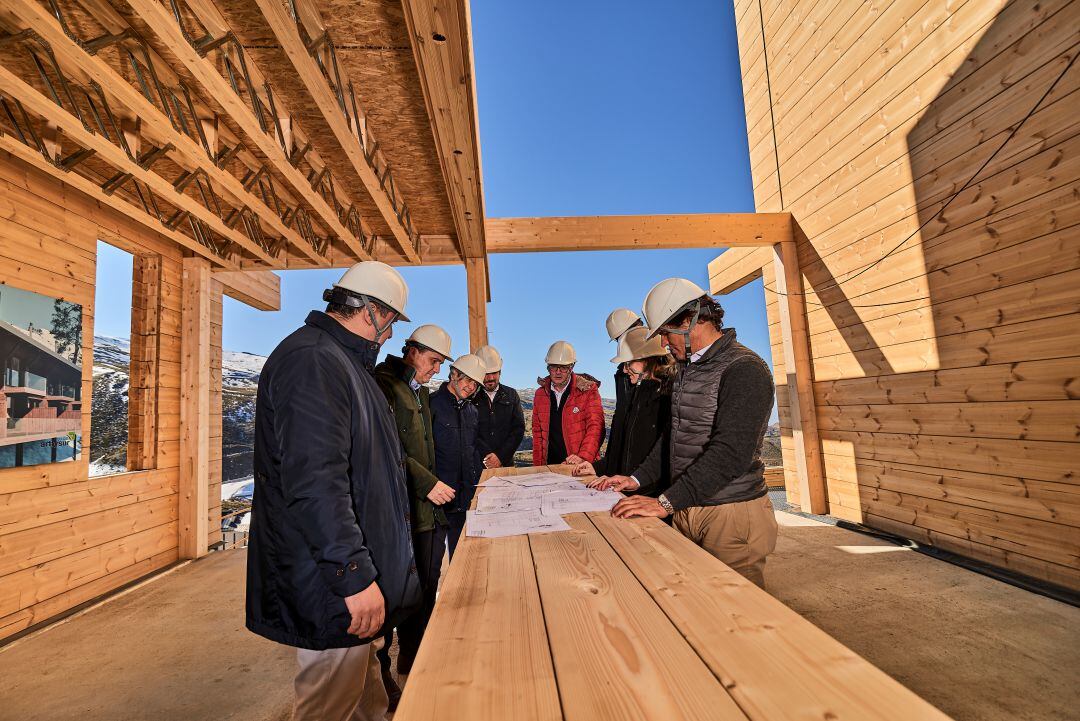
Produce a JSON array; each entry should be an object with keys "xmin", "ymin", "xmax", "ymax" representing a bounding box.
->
[
  {"xmin": 772, "ymin": 240, "xmax": 827, "ymax": 514},
  {"xmin": 465, "ymin": 257, "xmax": 489, "ymax": 351},
  {"xmin": 128, "ymin": 255, "xmax": 161, "ymax": 471},
  {"xmin": 180, "ymin": 256, "xmax": 212, "ymax": 559}
]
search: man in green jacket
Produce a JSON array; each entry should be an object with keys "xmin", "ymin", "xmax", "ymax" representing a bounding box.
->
[{"xmin": 373, "ymin": 324, "xmax": 455, "ymax": 697}]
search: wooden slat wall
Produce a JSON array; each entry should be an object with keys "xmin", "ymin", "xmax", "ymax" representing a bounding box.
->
[
  {"xmin": 734, "ymin": 0, "xmax": 1080, "ymax": 589},
  {"xmin": 0, "ymin": 150, "xmax": 223, "ymax": 640}
]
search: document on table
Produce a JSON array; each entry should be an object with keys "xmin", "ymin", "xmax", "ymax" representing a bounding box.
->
[
  {"xmin": 474, "ymin": 489, "xmax": 544, "ymax": 514},
  {"xmin": 540, "ymin": 488, "xmax": 621, "ymax": 516},
  {"xmin": 500, "ymin": 471, "xmax": 582, "ymax": 487},
  {"xmin": 465, "ymin": 508, "xmax": 571, "ymax": 538}
]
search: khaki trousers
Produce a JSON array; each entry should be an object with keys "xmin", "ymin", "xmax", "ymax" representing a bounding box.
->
[
  {"xmin": 292, "ymin": 639, "xmax": 389, "ymax": 721},
  {"xmin": 672, "ymin": 495, "xmax": 779, "ymax": 589}
]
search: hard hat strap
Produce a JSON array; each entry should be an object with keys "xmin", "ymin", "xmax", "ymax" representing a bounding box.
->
[{"xmin": 361, "ymin": 294, "xmax": 395, "ymax": 341}]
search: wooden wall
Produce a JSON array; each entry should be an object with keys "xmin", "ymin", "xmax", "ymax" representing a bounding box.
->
[
  {"xmin": 732, "ymin": 0, "xmax": 1080, "ymax": 589},
  {"xmin": 0, "ymin": 149, "xmax": 223, "ymax": 641}
]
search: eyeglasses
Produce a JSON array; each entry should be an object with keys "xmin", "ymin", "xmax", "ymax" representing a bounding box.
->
[
  {"xmin": 626, "ymin": 367, "xmax": 647, "ymax": 381},
  {"xmin": 547, "ymin": 364, "xmax": 573, "ymax": 373}
]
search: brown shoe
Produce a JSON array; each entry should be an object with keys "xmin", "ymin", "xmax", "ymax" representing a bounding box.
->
[{"xmin": 382, "ymin": 665, "xmax": 402, "ymax": 712}]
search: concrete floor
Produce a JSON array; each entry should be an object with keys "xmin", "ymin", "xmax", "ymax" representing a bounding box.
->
[{"xmin": 1, "ymin": 513, "xmax": 1077, "ymax": 721}]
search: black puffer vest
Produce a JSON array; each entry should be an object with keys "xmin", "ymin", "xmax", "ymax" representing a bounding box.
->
[{"xmin": 669, "ymin": 330, "xmax": 771, "ymax": 505}]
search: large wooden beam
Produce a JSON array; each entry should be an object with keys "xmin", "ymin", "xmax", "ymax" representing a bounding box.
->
[
  {"xmin": 253, "ymin": 0, "xmax": 421, "ymax": 263},
  {"xmin": 708, "ymin": 247, "xmax": 771, "ymax": 295},
  {"xmin": 465, "ymin": 257, "xmax": 489, "ymax": 351},
  {"xmin": 0, "ymin": 0, "xmax": 328, "ymax": 267},
  {"xmin": 214, "ymin": 270, "xmax": 281, "ymax": 312},
  {"xmin": 0, "ymin": 64, "xmax": 276, "ymax": 266},
  {"xmin": 180, "ymin": 256, "xmax": 212, "ymax": 559},
  {"xmin": 772, "ymin": 240, "xmax": 827, "ymax": 514},
  {"xmin": 402, "ymin": 0, "xmax": 487, "ymax": 259},
  {"xmin": 127, "ymin": 0, "xmax": 371, "ymax": 261},
  {"xmin": 486, "ymin": 213, "xmax": 792, "ymax": 253}
]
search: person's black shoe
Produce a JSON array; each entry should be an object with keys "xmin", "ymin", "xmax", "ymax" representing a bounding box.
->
[{"xmin": 382, "ymin": 665, "xmax": 402, "ymax": 712}]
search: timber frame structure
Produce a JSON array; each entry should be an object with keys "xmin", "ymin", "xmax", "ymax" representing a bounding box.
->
[{"xmin": 0, "ymin": 0, "xmax": 1077, "ymax": 642}]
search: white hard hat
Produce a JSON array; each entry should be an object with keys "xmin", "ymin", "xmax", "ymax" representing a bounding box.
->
[
  {"xmin": 406, "ymin": 324, "xmax": 452, "ymax": 359},
  {"xmin": 642, "ymin": 277, "xmax": 707, "ymax": 337},
  {"xmin": 611, "ymin": 326, "xmax": 669, "ymax": 364},
  {"xmin": 329, "ymin": 261, "xmax": 410, "ymax": 321},
  {"xmin": 475, "ymin": 345, "xmax": 502, "ymax": 372},
  {"xmin": 605, "ymin": 308, "xmax": 641, "ymax": 342},
  {"xmin": 545, "ymin": 340, "xmax": 576, "ymax": 366},
  {"xmin": 451, "ymin": 353, "xmax": 487, "ymax": 383}
]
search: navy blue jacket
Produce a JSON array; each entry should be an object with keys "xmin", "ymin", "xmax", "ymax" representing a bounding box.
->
[
  {"xmin": 246, "ymin": 311, "xmax": 421, "ymax": 650},
  {"xmin": 430, "ymin": 382, "xmax": 483, "ymax": 514},
  {"xmin": 473, "ymin": 384, "xmax": 526, "ymax": 467}
]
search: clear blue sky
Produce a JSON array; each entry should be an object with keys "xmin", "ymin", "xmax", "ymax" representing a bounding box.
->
[{"xmin": 94, "ymin": 0, "xmax": 771, "ymax": 403}]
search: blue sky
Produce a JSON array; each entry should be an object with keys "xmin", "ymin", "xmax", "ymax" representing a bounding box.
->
[{"xmin": 94, "ymin": 0, "xmax": 771, "ymax": 401}]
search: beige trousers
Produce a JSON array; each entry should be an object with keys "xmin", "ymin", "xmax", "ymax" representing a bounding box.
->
[
  {"xmin": 673, "ymin": 495, "xmax": 779, "ymax": 589},
  {"xmin": 292, "ymin": 639, "xmax": 389, "ymax": 721}
]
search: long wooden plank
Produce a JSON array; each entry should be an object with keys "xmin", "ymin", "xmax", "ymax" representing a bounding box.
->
[
  {"xmin": 179, "ymin": 257, "xmax": 211, "ymax": 559},
  {"xmin": 401, "ymin": 0, "xmax": 487, "ymax": 259},
  {"xmin": 708, "ymin": 247, "xmax": 770, "ymax": 294},
  {"xmin": 465, "ymin": 257, "xmax": 488, "ymax": 351},
  {"xmin": 213, "ymin": 270, "xmax": 281, "ymax": 312},
  {"xmin": 252, "ymin": 0, "xmax": 420, "ymax": 263},
  {"xmin": 590, "ymin": 513, "xmax": 951, "ymax": 721},
  {"xmin": 486, "ymin": 214, "xmax": 791, "ymax": 252},
  {"xmin": 126, "ymin": 0, "xmax": 370, "ymax": 261},
  {"xmin": 529, "ymin": 513, "xmax": 748, "ymax": 721}
]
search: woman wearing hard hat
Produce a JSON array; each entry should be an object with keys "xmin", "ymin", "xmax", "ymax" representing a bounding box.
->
[
  {"xmin": 430, "ymin": 353, "xmax": 489, "ymax": 557},
  {"xmin": 573, "ymin": 327, "xmax": 673, "ymax": 496}
]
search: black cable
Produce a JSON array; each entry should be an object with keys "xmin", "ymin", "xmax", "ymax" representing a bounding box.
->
[{"xmin": 759, "ymin": 42, "xmax": 1080, "ymax": 307}]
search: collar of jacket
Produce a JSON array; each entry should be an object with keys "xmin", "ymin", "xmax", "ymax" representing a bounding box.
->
[
  {"xmin": 436, "ymin": 381, "xmax": 470, "ymax": 407},
  {"xmin": 380, "ymin": 353, "xmax": 418, "ymax": 385},
  {"xmin": 689, "ymin": 328, "xmax": 737, "ymax": 366},
  {"xmin": 537, "ymin": 372, "xmax": 601, "ymax": 393},
  {"xmin": 305, "ymin": 311, "xmax": 380, "ymax": 370}
]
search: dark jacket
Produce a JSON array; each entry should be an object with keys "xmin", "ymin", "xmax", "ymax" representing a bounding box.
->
[
  {"xmin": 614, "ymin": 365, "xmax": 632, "ymax": 409},
  {"xmin": 246, "ymin": 312, "xmax": 421, "ymax": 650},
  {"xmin": 473, "ymin": 384, "xmax": 525, "ymax": 467},
  {"xmin": 373, "ymin": 355, "xmax": 444, "ymax": 533},
  {"xmin": 633, "ymin": 330, "xmax": 774, "ymax": 511},
  {"xmin": 594, "ymin": 378, "xmax": 671, "ymax": 496},
  {"xmin": 430, "ymin": 383, "xmax": 483, "ymax": 513}
]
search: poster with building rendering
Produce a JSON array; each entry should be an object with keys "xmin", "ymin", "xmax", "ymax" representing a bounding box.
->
[{"xmin": 0, "ymin": 285, "xmax": 83, "ymax": 468}]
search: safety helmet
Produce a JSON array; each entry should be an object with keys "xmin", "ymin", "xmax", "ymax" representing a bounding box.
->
[
  {"xmin": 611, "ymin": 326, "xmax": 669, "ymax": 364},
  {"xmin": 451, "ymin": 354, "xmax": 488, "ymax": 384},
  {"xmin": 605, "ymin": 308, "xmax": 641, "ymax": 342},
  {"xmin": 545, "ymin": 340, "xmax": 576, "ymax": 366},
  {"xmin": 406, "ymin": 324, "xmax": 452, "ymax": 360},
  {"xmin": 325, "ymin": 261, "xmax": 410, "ymax": 322},
  {"xmin": 642, "ymin": 277, "xmax": 707, "ymax": 337},
  {"xmin": 475, "ymin": 345, "xmax": 503, "ymax": 373}
]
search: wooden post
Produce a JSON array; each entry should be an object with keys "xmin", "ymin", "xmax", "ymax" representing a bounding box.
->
[
  {"xmin": 128, "ymin": 255, "xmax": 161, "ymax": 471},
  {"xmin": 772, "ymin": 240, "xmax": 827, "ymax": 514},
  {"xmin": 465, "ymin": 257, "xmax": 488, "ymax": 351},
  {"xmin": 180, "ymin": 256, "xmax": 212, "ymax": 559}
]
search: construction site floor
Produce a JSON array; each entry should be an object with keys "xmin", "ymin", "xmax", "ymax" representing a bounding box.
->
[{"xmin": 1, "ymin": 511, "xmax": 1077, "ymax": 721}]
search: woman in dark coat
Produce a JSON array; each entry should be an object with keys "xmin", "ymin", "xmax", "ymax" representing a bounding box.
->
[{"xmin": 573, "ymin": 327, "xmax": 674, "ymax": 496}]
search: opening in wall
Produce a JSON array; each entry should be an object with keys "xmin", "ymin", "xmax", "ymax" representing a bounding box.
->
[{"xmin": 89, "ymin": 241, "xmax": 160, "ymax": 477}]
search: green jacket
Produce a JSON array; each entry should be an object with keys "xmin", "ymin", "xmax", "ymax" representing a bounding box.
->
[{"xmin": 374, "ymin": 355, "xmax": 445, "ymax": 532}]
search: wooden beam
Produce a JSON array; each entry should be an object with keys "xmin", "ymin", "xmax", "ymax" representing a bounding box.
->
[
  {"xmin": 0, "ymin": 64, "xmax": 275, "ymax": 265},
  {"xmin": 465, "ymin": 257, "xmax": 489, "ymax": 351},
  {"xmin": 128, "ymin": 255, "xmax": 161, "ymax": 472},
  {"xmin": 253, "ymin": 0, "xmax": 421, "ymax": 263},
  {"xmin": 127, "ymin": 0, "xmax": 372, "ymax": 261},
  {"xmin": 402, "ymin": 0, "xmax": 487, "ymax": 258},
  {"xmin": 0, "ymin": 138, "xmax": 234, "ymax": 269},
  {"xmin": 772, "ymin": 239, "xmax": 827, "ymax": 514},
  {"xmin": 0, "ymin": 0, "xmax": 328, "ymax": 268},
  {"xmin": 180, "ymin": 256, "xmax": 212, "ymax": 559},
  {"xmin": 708, "ymin": 247, "xmax": 771, "ymax": 295},
  {"xmin": 485, "ymin": 213, "xmax": 792, "ymax": 253},
  {"xmin": 214, "ymin": 270, "xmax": 281, "ymax": 312}
]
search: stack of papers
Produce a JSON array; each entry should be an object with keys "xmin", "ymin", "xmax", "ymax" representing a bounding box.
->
[{"xmin": 465, "ymin": 472, "xmax": 622, "ymax": 539}]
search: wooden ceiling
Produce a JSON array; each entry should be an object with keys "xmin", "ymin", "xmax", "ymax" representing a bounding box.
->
[{"xmin": 0, "ymin": 0, "xmax": 484, "ymax": 270}]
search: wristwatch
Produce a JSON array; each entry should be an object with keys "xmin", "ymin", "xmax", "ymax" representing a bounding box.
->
[{"xmin": 657, "ymin": 494, "xmax": 675, "ymax": 515}]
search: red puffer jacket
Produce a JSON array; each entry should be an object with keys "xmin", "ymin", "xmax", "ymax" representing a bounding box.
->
[{"xmin": 532, "ymin": 373, "xmax": 605, "ymax": 465}]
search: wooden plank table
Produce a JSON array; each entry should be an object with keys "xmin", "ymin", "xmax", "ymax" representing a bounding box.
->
[{"xmin": 395, "ymin": 465, "xmax": 952, "ymax": 721}]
